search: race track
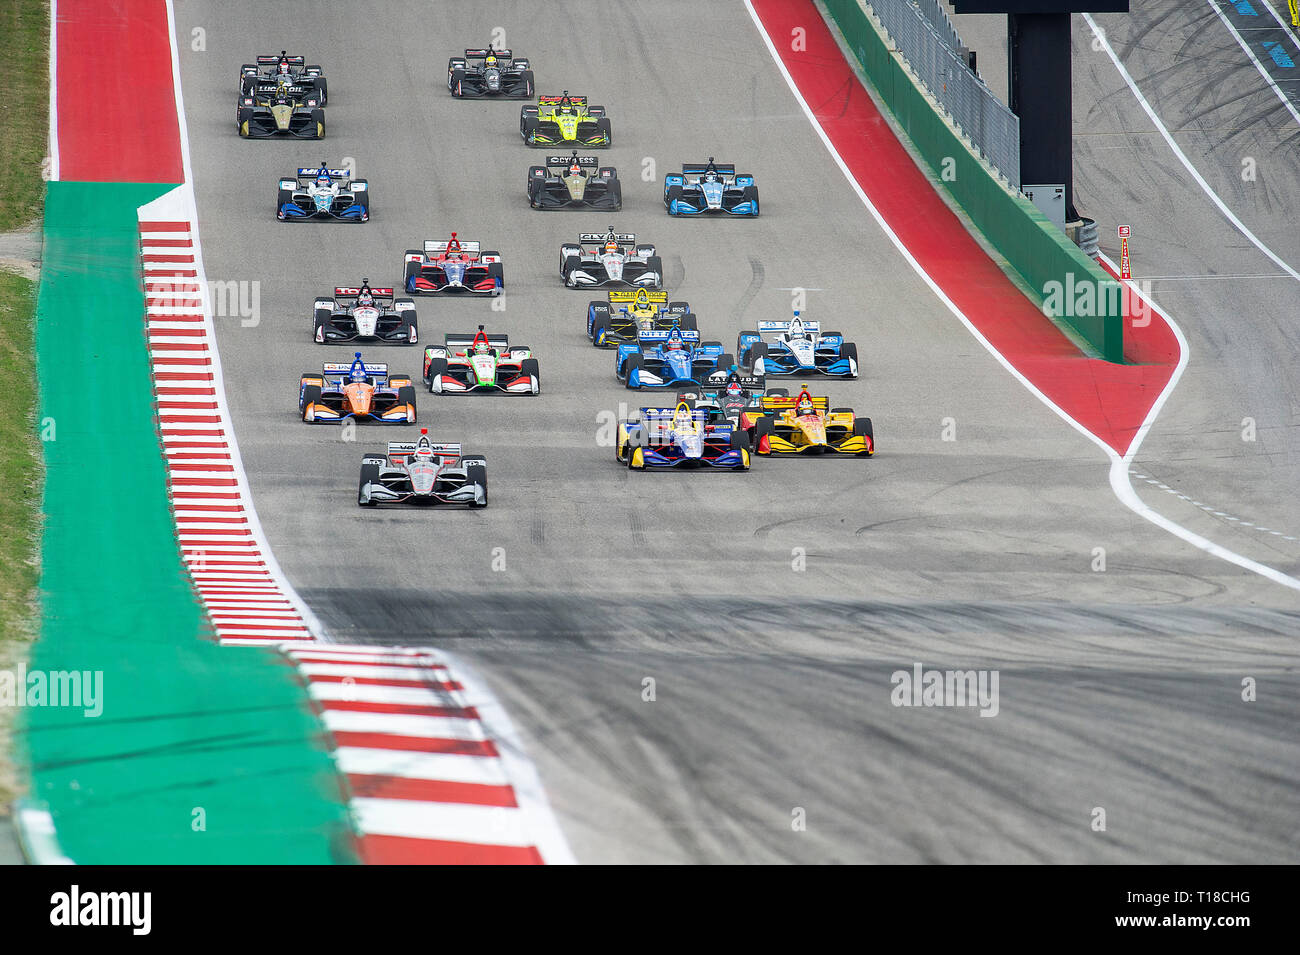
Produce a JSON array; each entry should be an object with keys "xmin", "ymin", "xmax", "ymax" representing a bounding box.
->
[{"xmin": 172, "ymin": 0, "xmax": 1300, "ymax": 862}]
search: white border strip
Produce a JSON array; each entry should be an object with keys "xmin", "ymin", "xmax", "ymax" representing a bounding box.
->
[
  {"xmin": 748, "ymin": 0, "xmax": 1300, "ymax": 592},
  {"xmin": 14, "ymin": 800, "xmax": 74, "ymax": 865},
  {"xmin": 47, "ymin": 0, "xmax": 58, "ymax": 182},
  {"xmin": 160, "ymin": 0, "xmax": 325, "ymax": 637},
  {"xmin": 1083, "ymin": 11, "xmax": 1300, "ymax": 284}
]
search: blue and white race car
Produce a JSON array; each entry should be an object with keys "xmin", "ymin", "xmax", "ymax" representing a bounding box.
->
[
  {"xmin": 615, "ymin": 400, "xmax": 751, "ymax": 471},
  {"xmin": 615, "ymin": 326, "xmax": 733, "ymax": 390},
  {"xmin": 664, "ymin": 159, "xmax": 758, "ymax": 216},
  {"xmin": 277, "ymin": 165, "xmax": 369, "ymax": 222},
  {"xmin": 737, "ymin": 312, "xmax": 858, "ymax": 378}
]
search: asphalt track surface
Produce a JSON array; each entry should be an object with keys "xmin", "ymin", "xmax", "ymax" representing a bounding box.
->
[{"xmin": 174, "ymin": 1, "xmax": 1300, "ymax": 863}]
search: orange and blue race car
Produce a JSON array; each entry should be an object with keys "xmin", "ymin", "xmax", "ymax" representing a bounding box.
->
[{"xmin": 299, "ymin": 353, "xmax": 416, "ymax": 424}]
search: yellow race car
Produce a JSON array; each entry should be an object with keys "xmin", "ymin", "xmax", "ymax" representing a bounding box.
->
[
  {"xmin": 746, "ymin": 387, "xmax": 873, "ymax": 456},
  {"xmin": 520, "ymin": 91, "xmax": 611, "ymax": 147}
]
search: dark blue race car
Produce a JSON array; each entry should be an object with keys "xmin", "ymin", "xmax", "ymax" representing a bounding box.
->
[
  {"xmin": 615, "ymin": 326, "xmax": 733, "ymax": 390},
  {"xmin": 615, "ymin": 400, "xmax": 751, "ymax": 471}
]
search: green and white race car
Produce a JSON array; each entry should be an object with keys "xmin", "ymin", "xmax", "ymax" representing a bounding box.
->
[{"xmin": 421, "ymin": 326, "xmax": 541, "ymax": 395}]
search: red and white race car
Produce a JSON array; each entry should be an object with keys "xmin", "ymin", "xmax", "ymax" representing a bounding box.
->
[{"xmin": 402, "ymin": 233, "xmax": 503, "ymax": 296}]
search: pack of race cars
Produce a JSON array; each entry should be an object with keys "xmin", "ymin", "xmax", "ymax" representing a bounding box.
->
[{"xmin": 243, "ymin": 42, "xmax": 871, "ymax": 503}]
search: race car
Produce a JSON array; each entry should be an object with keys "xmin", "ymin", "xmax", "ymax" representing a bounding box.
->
[
  {"xmin": 587, "ymin": 289, "xmax": 695, "ymax": 346},
  {"xmin": 745, "ymin": 387, "xmax": 874, "ymax": 456},
  {"xmin": 358, "ymin": 428, "xmax": 487, "ymax": 508},
  {"xmin": 313, "ymin": 281, "xmax": 418, "ymax": 344},
  {"xmin": 277, "ymin": 165, "xmax": 369, "ymax": 221},
  {"xmin": 737, "ymin": 312, "xmax": 859, "ymax": 378},
  {"xmin": 298, "ymin": 353, "xmax": 416, "ymax": 425},
  {"xmin": 616, "ymin": 400, "xmax": 751, "ymax": 471},
  {"xmin": 520, "ymin": 91, "xmax": 610, "ymax": 147},
  {"xmin": 616, "ymin": 326, "xmax": 733, "ymax": 390},
  {"xmin": 664, "ymin": 159, "xmax": 760, "ymax": 216},
  {"xmin": 560, "ymin": 228, "xmax": 661, "ymax": 288},
  {"xmin": 239, "ymin": 52, "xmax": 327, "ymax": 105},
  {"xmin": 447, "ymin": 46, "xmax": 534, "ymax": 98},
  {"xmin": 528, "ymin": 154, "xmax": 621, "ymax": 210},
  {"xmin": 236, "ymin": 80, "xmax": 324, "ymax": 139},
  {"xmin": 422, "ymin": 326, "xmax": 540, "ymax": 395},
  {"xmin": 674, "ymin": 369, "xmax": 766, "ymax": 426},
  {"xmin": 403, "ymin": 233, "xmax": 503, "ymax": 296}
]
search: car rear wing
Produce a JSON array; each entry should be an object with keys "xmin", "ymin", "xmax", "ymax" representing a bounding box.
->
[
  {"xmin": 546, "ymin": 155, "xmax": 599, "ymax": 168},
  {"xmin": 759, "ymin": 394, "xmax": 831, "ymax": 412},
  {"xmin": 298, "ymin": 167, "xmax": 350, "ymax": 179},
  {"xmin": 254, "ymin": 82, "xmax": 313, "ymax": 97},
  {"xmin": 608, "ymin": 289, "xmax": 668, "ymax": 304},
  {"xmin": 464, "ymin": 48, "xmax": 512, "ymax": 58},
  {"xmin": 425, "ymin": 239, "xmax": 481, "ymax": 254},
  {"xmin": 639, "ymin": 407, "xmax": 711, "ymax": 422},
  {"xmin": 335, "ymin": 287, "xmax": 395, "ymax": 301},
  {"xmin": 758, "ymin": 320, "xmax": 820, "ymax": 336},
  {"xmin": 682, "ymin": 162, "xmax": 737, "ymax": 177},
  {"xmin": 538, "ymin": 94, "xmax": 587, "ymax": 106},
  {"xmin": 388, "ymin": 442, "xmax": 460, "ymax": 460},
  {"xmin": 638, "ymin": 329, "xmax": 701, "ymax": 345},
  {"xmin": 322, "ymin": 361, "xmax": 387, "ymax": 376},
  {"xmin": 445, "ymin": 332, "xmax": 510, "ymax": 349},
  {"xmin": 257, "ymin": 54, "xmax": 305, "ymax": 66}
]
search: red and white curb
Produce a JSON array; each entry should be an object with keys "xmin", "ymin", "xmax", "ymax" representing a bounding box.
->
[
  {"xmin": 284, "ymin": 644, "xmax": 574, "ymax": 864},
  {"xmin": 138, "ymin": 186, "xmax": 574, "ymax": 863},
  {"xmin": 139, "ymin": 200, "xmax": 316, "ymax": 645}
]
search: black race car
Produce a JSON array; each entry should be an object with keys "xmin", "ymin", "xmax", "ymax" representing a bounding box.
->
[
  {"xmin": 447, "ymin": 47, "xmax": 534, "ymax": 98},
  {"xmin": 239, "ymin": 52, "xmax": 327, "ymax": 105},
  {"xmin": 527, "ymin": 153, "xmax": 621, "ymax": 211}
]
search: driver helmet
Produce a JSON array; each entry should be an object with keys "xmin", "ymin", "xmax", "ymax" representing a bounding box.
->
[
  {"xmin": 278, "ymin": 58, "xmax": 290, "ymax": 75},
  {"xmin": 474, "ymin": 339, "xmax": 492, "ymax": 355},
  {"xmin": 789, "ymin": 313, "xmax": 806, "ymax": 338},
  {"xmin": 485, "ymin": 54, "xmax": 497, "ymax": 67},
  {"xmin": 315, "ymin": 170, "xmax": 332, "ymax": 189},
  {"xmin": 796, "ymin": 390, "xmax": 816, "ymax": 415},
  {"xmin": 665, "ymin": 331, "xmax": 686, "ymax": 352},
  {"xmin": 604, "ymin": 237, "xmax": 621, "ymax": 253},
  {"xmin": 674, "ymin": 406, "xmax": 694, "ymax": 431},
  {"xmin": 356, "ymin": 285, "xmax": 373, "ymax": 307},
  {"xmin": 637, "ymin": 317, "xmax": 655, "ymax": 334},
  {"xmin": 349, "ymin": 354, "xmax": 368, "ymax": 383},
  {"xmin": 569, "ymin": 161, "xmax": 583, "ymax": 177},
  {"xmin": 726, "ymin": 379, "xmax": 744, "ymax": 398}
]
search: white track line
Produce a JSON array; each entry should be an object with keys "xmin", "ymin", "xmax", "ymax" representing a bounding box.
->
[
  {"xmin": 1083, "ymin": 11, "xmax": 1300, "ymax": 284},
  {"xmin": 1207, "ymin": 0, "xmax": 1300, "ymax": 126},
  {"xmin": 47, "ymin": 0, "xmax": 58, "ymax": 182},
  {"xmin": 1259, "ymin": 0, "xmax": 1300, "ymax": 50},
  {"xmin": 748, "ymin": 0, "xmax": 1300, "ymax": 592}
]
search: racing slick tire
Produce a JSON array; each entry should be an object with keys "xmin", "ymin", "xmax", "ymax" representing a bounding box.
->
[
  {"xmin": 561, "ymin": 254, "xmax": 581, "ymax": 286},
  {"xmin": 716, "ymin": 353, "xmax": 736, "ymax": 373},
  {"xmin": 591, "ymin": 313, "xmax": 612, "ymax": 347},
  {"xmin": 310, "ymin": 108, "xmax": 325, "ymax": 139},
  {"xmin": 276, "ymin": 188, "xmax": 293, "ymax": 221},
  {"xmin": 449, "ymin": 68, "xmax": 466, "ymax": 96},
  {"xmin": 398, "ymin": 385, "xmax": 418, "ymax": 423},
  {"xmin": 519, "ymin": 71, "xmax": 535, "ymax": 98},
  {"xmin": 753, "ymin": 415, "xmax": 775, "ymax": 454},
  {"xmin": 742, "ymin": 341, "xmax": 768, "ymax": 367},
  {"xmin": 677, "ymin": 313, "xmax": 698, "ymax": 331},
  {"xmin": 622, "ymin": 352, "xmax": 642, "ymax": 389},
  {"xmin": 314, "ymin": 76, "xmax": 328, "ymax": 106},
  {"xmin": 424, "ymin": 357, "xmax": 448, "ymax": 392},
  {"xmin": 741, "ymin": 185, "xmax": 760, "ymax": 216},
  {"xmin": 313, "ymin": 310, "xmax": 332, "ymax": 344},
  {"xmin": 609, "ymin": 181, "xmax": 623, "ymax": 212},
  {"xmin": 399, "ymin": 315, "xmax": 418, "ymax": 345},
  {"xmin": 466, "ymin": 462, "xmax": 488, "ymax": 508},
  {"xmin": 643, "ymin": 256, "xmax": 663, "ymax": 287},
  {"xmin": 765, "ymin": 387, "xmax": 789, "ymax": 397},
  {"xmin": 237, "ymin": 106, "xmax": 253, "ymax": 138},
  {"xmin": 853, "ymin": 416, "xmax": 874, "ymax": 453},
  {"xmin": 300, "ymin": 384, "xmax": 322, "ymax": 421},
  {"xmin": 595, "ymin": 117, "xmax": 612, "ymax": 146},
  {"xmin": 840, "ymin": 342, "xmax": 859, "ymax": 375},
  {"xmin": 665, "ymin": 184, "xmax": 683, "ymax": 214},
  {"xmin": 730, "ymin": 429, "xmax": 752, "ymax": 452},
  {"xmin": 358, "ymin": 461, "xmax": 381, "ymax": 507},
  {"xmin": 487, "ymin": 260, "xmax": 505, "ymax": 290},
  {"xmin": 519, "ymin": 357, "xmax": 541, "ymax": 394},
  {"xmin": 521, "ymin": 115, "xmax": 540, "ymax": 143},
  {"xmin": 831, "ymin": 407, "xmax": 855, "ymax": 415},
  {"xmin": 404, "ymin": 258, "xmax": 422, "ymax": 286}
]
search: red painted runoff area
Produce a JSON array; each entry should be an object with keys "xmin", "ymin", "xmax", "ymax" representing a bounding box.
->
[
  {"xmin": 750, "ymin": 0, "xmax": 1178, "ymax": 456},
  {"xmin": 56, "ymin": 0, "xmax": 183, "ymax": 182}
]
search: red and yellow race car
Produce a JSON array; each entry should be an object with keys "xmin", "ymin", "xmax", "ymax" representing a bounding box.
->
[{"xmin": 744, "ymin": 387, "xmax": 873, "ymax": 456}]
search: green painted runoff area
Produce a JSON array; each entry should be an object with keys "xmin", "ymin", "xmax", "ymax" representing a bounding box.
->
[
  {"xmin": 821, "ymin": 0, "xmax": 1125, "ymax": 362},
  {"xmin": 20, "ymin": 182, "xmax": 357, "ymax": 863}
]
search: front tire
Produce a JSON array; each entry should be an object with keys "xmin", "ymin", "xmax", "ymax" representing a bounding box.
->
[{"xmin": 466, "ymin": 463, "xmax": 488, "ymax": 507}]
